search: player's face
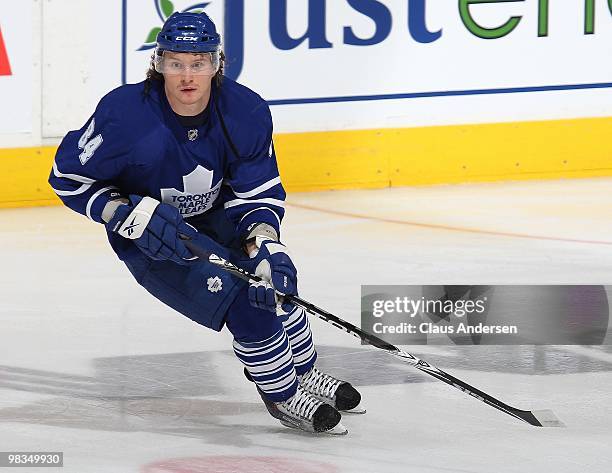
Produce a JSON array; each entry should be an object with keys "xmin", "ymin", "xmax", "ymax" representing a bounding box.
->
[{"xmin": 163, "ymin": 52, "xmax": 215, "ymax": 115}]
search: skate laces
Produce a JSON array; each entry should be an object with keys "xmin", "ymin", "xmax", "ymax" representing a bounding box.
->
[
  {"xmin": 280, "ymin": 386, "xmax": 322, "ymax": 420},
  {"xmin": 300, "ymin": 367, "xmax": 342, "ymax": 399}
]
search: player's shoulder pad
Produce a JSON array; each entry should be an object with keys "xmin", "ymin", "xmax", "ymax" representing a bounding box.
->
[
  {"xmin": 88, "ymin": 80, "xmax": 163, "ymax": 151},
  {"xmin": 95, "ymin": 81, "xmax": 151, "ymax": 122},
  {"xmin": 57, "ymin": 82, "xmax": 153, "ymax": 168},
  {"xmin": 215, "ymin": 78, "xmax": 272, "ymax": 158}
]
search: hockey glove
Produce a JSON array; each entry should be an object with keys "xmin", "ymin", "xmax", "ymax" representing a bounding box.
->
[
  {"xmin": 106, "ymin": 195, "xmax": 198, "ymax": 265},
  {"xmin": 246, "ymin": 238, "xmax": 298, "ymax": 315}
]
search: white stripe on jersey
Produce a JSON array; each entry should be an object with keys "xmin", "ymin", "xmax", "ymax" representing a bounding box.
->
[
  {"xmin": 52, "ymin": 161, "xmax": 96, "ymax": 184},
  {"xmin": 223, "ymin": 197, "xmax": 285, "ymax": 210},
  {"xmin": 238, "ymin": 207, "xmax": 281, "ymax": 227},
  {"xmin": 52, "ymin": 183, "xmax": 93, "ymax": 197},
  {"xmin": 231, "ymin": 177, "xmax": 281, "ymax": 199},
  {"xmin": 86, "ymin": 186, "xmax": 118, "ymax": 220}
]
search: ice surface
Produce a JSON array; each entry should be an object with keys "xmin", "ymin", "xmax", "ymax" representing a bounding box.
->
[{"xmin": 1, "ymin": 178, "xmax": 611, "ymax": 472}]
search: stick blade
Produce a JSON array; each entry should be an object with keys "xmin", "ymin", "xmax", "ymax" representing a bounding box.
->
[{"xmin": 530, "ymin": 409, "xmax": 565, "ymax": 428}]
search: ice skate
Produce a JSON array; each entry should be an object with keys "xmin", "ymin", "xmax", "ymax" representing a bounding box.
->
[
  {"xmin": 299, "ymin": 366, "xmax": 366, "ymax": 414},
  {"xmin": 257, "ymin": 384, "xmax": 348, "ymax": 435}
]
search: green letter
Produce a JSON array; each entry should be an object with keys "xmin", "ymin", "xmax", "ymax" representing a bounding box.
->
[
  {"xmin": 538, "ymin": 0, "xmax": 549, "ymax": 37},
  {"xmin": 541, "ymin": 0, "xmax": 598, "ymax": 36},
  {"xmin": 459, "ymin": 0, "xmax": 524, "ymax": 39},
  {"xmin": 585, "ymin": 0, "xmax": 595, "ymax": 34}
]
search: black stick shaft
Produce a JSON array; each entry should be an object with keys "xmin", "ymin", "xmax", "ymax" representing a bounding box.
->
[{"xmin": 183, "ymin": 239, "xmax": 554, "ymax": 427}]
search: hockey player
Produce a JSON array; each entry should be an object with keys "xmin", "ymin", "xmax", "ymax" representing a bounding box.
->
[{"xmin": 48, "ymin": 12, "xmax": 363, "ymax": 434}]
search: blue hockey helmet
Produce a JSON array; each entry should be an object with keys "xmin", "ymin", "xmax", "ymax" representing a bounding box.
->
[{"xmin": 156, "ymin": 12, "xmax": 221, "ymax": 53}]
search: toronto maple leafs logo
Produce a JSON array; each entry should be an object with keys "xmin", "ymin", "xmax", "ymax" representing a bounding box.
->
[
  {"xmin": 160, "ymin": 165, "xmax": 222, "ymax": 217},
  {"xmin": 207, "ymin": 276, "xmax": 223, "ymax": 293}
]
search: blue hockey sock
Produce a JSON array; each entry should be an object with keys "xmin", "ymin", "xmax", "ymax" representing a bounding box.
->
[
  {"xmin": 232, "ymin": 328, "xmax": 298, "ymax": 403},
  {"xmin": 282, "ymin": 307, "xmax": 317, "ymax": 376}
]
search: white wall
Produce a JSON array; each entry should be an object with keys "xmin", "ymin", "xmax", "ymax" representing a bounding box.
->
[
  {"xmin": 1, "ymin": 0, "xmax": 37, "ymax": 146},
  {"xmin": 2, "ymin": 0, "xmax": 612, "ymax": 148}
]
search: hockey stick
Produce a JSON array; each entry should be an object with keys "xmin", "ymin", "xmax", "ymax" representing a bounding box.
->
[{"xmin": 182, "ymin": 239, "xmax": 563, "ymax": 428}]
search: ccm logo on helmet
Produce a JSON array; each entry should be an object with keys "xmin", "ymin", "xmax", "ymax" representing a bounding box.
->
[{"xmin": 176, "ymin": 36, "xmax": 198, "ymax": 41}]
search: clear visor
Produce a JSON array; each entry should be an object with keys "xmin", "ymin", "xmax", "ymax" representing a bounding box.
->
[{"xmin": 154, "ymin": 50, "xmax": 220, "ymax": 76}]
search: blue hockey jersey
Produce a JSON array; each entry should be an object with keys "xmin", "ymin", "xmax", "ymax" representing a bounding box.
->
[{"xmin": 49, "ymin": 78, "xmax": 286, "ymax": 259}]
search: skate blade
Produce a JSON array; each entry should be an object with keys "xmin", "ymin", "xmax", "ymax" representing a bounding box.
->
[
  {"xmin": 279, "ymin": 420, "xmax": 348, "ymax": 436},
  {"xmin": 342, "ymin": 403, "xmax": 366, "ymax": 414},
  {"xmin": 324, "ymin": 422, "xmax": 349, "ymax": 435}
]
